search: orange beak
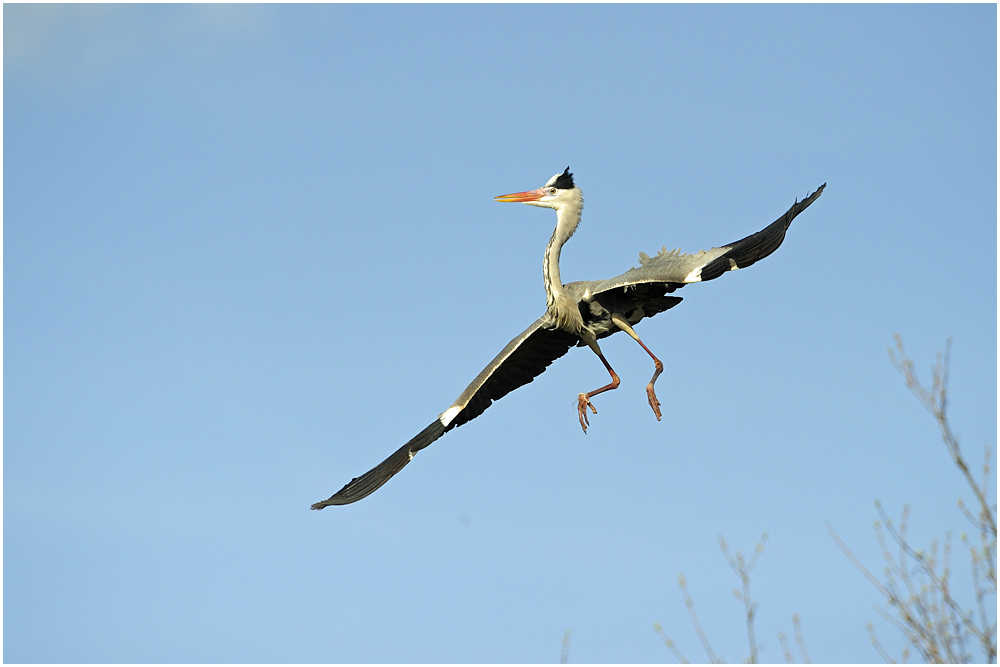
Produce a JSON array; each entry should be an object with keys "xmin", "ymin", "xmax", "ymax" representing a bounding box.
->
[{"xmin": 494, "ymin": 188, "xmax": 546, "ymax": 203}]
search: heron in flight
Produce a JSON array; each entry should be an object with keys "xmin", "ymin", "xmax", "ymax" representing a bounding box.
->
[{"xmin": 312, "ymin": 169, "xmax": 824, "ymax": 508}]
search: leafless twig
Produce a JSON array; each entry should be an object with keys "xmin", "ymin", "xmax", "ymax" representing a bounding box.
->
[
  {"xmin": 678, "ymin": 573, "xmax": 721, "ymax": 663},
  {"xmin": 720, "ymin": 533, "xmax": 768, "ymax": 663},
  {"xmin": 792, "ymin": 614, "xmax": 810, "ymax": 663},
  {"xmin": 559, "ymin": 629, "xmax": 571, "ymax": 664},
  {"xmin": 654, "ymin": 622, "xmax": 690, "ymax": 664},
  {"xmin": 830, "ymin": 337, "xmax": 997, "ymax": 662},
  {"xmin": 657, "ymin": 534, "xmax": 790, "ymax": 663}
]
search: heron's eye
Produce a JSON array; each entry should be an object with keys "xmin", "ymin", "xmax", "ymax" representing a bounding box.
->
[{"xmin": 547, "ymin": 187, "xmax": 557, "ymax": 195}]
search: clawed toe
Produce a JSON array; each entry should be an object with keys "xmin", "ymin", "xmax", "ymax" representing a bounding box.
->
[
  {"xmin": 647, "ymin": 385, "xmax": 662, "ymax": 421},
  {"xmin": 577, "ymin": 393, "xmax": 596, "ymax": 433}
]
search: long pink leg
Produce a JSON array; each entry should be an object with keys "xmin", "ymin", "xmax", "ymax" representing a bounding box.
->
[
  {"xmin": 611, "ymin": 313, "xmax": 665, "ymax": 421},
  {"xmin": 577, "ymin": 337, "xmax": 620, "ymax": 434}
]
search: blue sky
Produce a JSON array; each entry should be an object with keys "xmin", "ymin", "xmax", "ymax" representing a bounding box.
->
[{"xmin": 4, "ymin": 4, "xmax": 996, "ymax": 663}]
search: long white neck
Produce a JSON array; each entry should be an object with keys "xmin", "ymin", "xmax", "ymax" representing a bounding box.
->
[{"xmin": 542, "ymin": 197, "xmax": 583, "ymax": 308}]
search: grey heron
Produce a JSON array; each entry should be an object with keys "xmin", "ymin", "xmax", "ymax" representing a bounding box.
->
[{"xmin": 312, "ymin": 168, "xmax": 824, "ymax": 508}]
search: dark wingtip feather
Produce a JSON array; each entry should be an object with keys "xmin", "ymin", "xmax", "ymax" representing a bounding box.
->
[
  {"xmin": 699, "ymin": 184, "xmax": 825, "ymax": 282},
  {"xmin": 798, "ymin": 183, "xmax": 825, "ymax": 206},
  {"xmin": 311, "ymin": 420, "xmax": 446, "ymax": 509}
]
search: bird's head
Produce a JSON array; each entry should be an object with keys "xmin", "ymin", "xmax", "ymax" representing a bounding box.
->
[{"xmin": 494, "ymin": 167, "xmax": 582, "ymax": 211}]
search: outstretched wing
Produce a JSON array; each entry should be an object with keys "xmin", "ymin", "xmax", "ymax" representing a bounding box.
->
[
  {"xmin": 587, "ymin": 184, "xmax": 825, "ymax": 296},
  {"xmin": 311, "ymin": 319, "xmax": 580, "ymax": 508}
]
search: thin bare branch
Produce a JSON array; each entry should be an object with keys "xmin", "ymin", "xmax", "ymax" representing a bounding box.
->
[
  {"xmin": 719, "ymin": 533, "xmax": 767, "ymax": 663},
  {"xmin": 889, "ymin": 336, "xmax": 997, "ymax": 538},
  {"xmin": 777, "ymin": 631, "xmax": 794, "ymax": 663},
  {"xmin": 654, "ymin": 622, "xmax": 690, "ymax": 664},
  {"xmin": 560, "ymin": 629, "xmax": 571, "ymax": 664},
  {"xmin": 867, "ymin": 623, "xmax": 897, "ymax": 664},
  {"xmin": 833, "ymin": 337, "xmax": 1000, "ymax": 662},
  {"xmin": 678, "ymin": 574, "xmax": 721, "ymax": 663},
  {"xmin": 792, "ymin": 614, "xmax": 811, "ymax": 664},
  {"xmin": 828, "ymin": 522, "xmax": 891, "ymax": 597}
]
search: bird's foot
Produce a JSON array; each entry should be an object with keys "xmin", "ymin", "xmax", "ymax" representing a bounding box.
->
[
  {"xmin": 577, "ymin": 393, "xmax": 597, "ymax": 433},
  {"xmin": 646, "ymin": 384, "xmax": 662, "ymax": 421}
]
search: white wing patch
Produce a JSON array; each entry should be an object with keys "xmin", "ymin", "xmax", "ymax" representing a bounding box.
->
[
  {"xmin": 439, "ymin": 405, "xmax": 462, "ymax": 427},
  {"xmin": 683, "ymin": 267, "xmax": 703, "ymax": 283}
]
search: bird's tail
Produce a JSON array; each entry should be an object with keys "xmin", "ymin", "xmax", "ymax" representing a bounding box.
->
[{"xmin": 311, "ymin": 419, "xmax": 446, "ymax": 509}]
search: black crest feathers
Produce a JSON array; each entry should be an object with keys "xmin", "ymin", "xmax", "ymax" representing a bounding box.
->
[{"xmin": 553, "ymin": 167, "xmax": 575, "ymax": 190}]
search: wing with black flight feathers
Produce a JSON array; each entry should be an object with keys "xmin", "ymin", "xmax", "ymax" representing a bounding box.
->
[
  {"xmin": 588, "ymin": 184, "xmax": 825, "ymax": 297},
  {"xmin": 310, "ymin": 320, "xmax": 580, "ymax": 508}
]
